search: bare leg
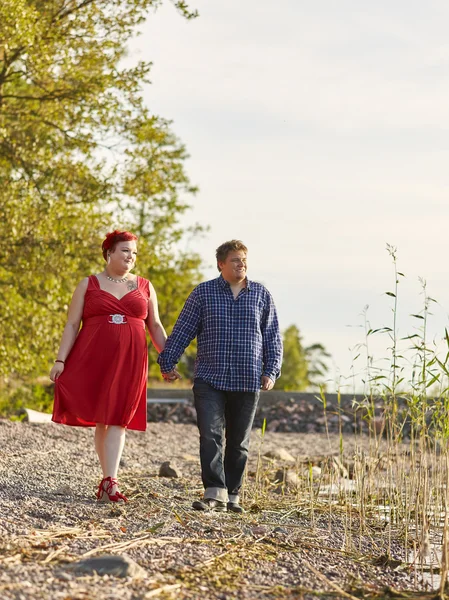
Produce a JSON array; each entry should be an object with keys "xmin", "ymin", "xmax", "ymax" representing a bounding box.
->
[
  {"xmin": 104, "ymin": 426, "xmax": 126, "ymax": 494},
  {"xmin": 95, "ymin": 423, "xmax": 108, "ymax": 476}
]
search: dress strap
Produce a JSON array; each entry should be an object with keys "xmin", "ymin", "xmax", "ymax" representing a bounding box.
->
[
  {"xmin": 87, "ymin": 275, "xmax": 100, "ymax": 291},
  {"xmin": 137, "ymin": 276, "xmax": 151, "ymax": 299}
]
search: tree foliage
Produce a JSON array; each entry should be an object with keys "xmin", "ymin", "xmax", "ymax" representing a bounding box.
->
[
  {"xmin": 275, "ymin": 325, "xmax": 330, "ymax": 391},
  {"xmin": 0, "ymin": 0, "xmax": 201, "ymax": 384}
]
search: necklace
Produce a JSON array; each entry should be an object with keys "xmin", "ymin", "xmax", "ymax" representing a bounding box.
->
[{"xmin": 105, "ymin": 273, "xmax": 128, "ymax": 284}]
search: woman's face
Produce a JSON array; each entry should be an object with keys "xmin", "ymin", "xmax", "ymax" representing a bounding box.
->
[{"xmin": 109, "ymin": 240, "xmax": 137, "ymax": 272}]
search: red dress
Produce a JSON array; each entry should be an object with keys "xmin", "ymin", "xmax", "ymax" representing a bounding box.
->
[{"xmin": 52, "ymin": 275, "xmax": 150, "ymax": 431}]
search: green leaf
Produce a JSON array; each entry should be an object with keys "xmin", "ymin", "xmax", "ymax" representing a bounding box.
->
[{"xmin": 426, "ymin": 374, "xmax": 440, "ymax": 388}]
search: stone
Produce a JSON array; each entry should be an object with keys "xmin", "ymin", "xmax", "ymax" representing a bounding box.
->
[
  {"xmin": 54, "ymin": 484, "xmax": 72, "ymax": 495},
  {"xmin": 251, "ymin": 525, "xmax": 267, "ymax": 537},
  {"xmin": 159, "ymin": 461, "xmax": 182, "ymax": 478},
  {"xmin": 273, "ymin": 527, "xmax": 289, "ymax": 535},
  {"xmin": 274, "ymin": 468, "xmax": 300, "ymax": 489},
  {"xmin": 23, "ymin": 408, "xmax": 52, "ymax": 423},
  {"xmin": 303, "ymin": 465, "xmax": 322, "ymax": 480},
  {"xmin": 67, "ymin": 554, "xmax": 146, "ymax": 578},
  {"xmin": 266, "ymin": 420, "xmax": 280, "ymax": 432},
  {"xmin": 264, "ymin": 448, "xmax": 295, "ymax": 463}
]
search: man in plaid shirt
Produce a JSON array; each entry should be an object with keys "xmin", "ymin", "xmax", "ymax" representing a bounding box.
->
[{"xmin": 158, "ymin": 240, "xmax": 283, "ymax": 513}]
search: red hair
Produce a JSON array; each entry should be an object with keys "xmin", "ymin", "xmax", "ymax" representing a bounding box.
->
[{"xmin": 101, "ymin": 230, "xmax": 138, "ymax": 260}]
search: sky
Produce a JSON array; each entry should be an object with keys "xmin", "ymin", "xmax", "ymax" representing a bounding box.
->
[{"xmin": 129, "ymin": 0, "xmax": 449, "ymax": 391}]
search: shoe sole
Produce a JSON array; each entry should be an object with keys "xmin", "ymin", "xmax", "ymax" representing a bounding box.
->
[{"xmin": 192, "ymin": 502, "xmax": 227, "ymax": 512}]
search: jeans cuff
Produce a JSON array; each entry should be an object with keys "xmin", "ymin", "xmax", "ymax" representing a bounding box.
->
[
  {"xmin": 204, "ymin": 487, "xmax": 228, "ymax": 502},
  {"xmin": 228, "ymin": 494, "xmax": 240, "ymax": 504}
]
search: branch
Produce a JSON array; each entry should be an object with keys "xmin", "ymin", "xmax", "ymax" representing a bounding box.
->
[
  {"xmin": 0, "ymin": 46, "xmax": 26, "ymax": 89},
  {"xmin": 53, "ymin": 0, "xmax": 99, "ymax": 22}
]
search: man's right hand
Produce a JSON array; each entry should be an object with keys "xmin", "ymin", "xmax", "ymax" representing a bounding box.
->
[{"xmin": 162, "ymin": 369, "xmax": 182, "ymax": 383}]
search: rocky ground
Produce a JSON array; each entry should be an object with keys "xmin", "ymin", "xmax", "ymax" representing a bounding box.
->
[
  {"xmin": 0, "ymin": 419, "xmax": 437, "ymax": 600},
  {"xmin": 146, "ymin": 395, "xmax": 389, "ymax": 436}
]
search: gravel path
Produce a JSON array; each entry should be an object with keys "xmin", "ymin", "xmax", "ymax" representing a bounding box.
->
[{"xmin": 0, "ymin": 420, "xmax": 428, "ymax": 600}]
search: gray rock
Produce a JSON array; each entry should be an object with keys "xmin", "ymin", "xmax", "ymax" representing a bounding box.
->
[
  {"xmin": 303, "ymin": 465, "xmax": 322, "ymax": 480},
  {"xmin": 264, "ymin": 448, "xmax": 295, "ymax": 463},
  {"xmin": 273, "ymin": 527, "xmax": 289, "ymax": 535},
  {"xmin": 274, "ymin": 468, "xmax": 300, "ymax": 489},
  {"xmin": 54, "ymin": 484, "xmax": 73, "ymax": 495},
  {"xmin": 67, "ymin": 554, "xmax": 146, "ymax": 578},
  {"xmin": 266, "ymin": 419, "xmax": 280, "ymax": 432},
  {"xmin": 159, "ymin": 461, "xmax": 182, "ymax": 478}
]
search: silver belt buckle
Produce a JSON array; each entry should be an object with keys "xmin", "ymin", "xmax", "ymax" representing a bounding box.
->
[{"xmin": 109, "ymin": 314, "xmax": 127, "ymax": 325}]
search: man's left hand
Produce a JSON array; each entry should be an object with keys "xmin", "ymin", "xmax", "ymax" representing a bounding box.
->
[{"xmin": 261, "ymin": 376, "xmax": 274, "ymax": 391}]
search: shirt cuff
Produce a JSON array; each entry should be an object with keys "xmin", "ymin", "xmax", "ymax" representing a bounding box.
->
[
  {"xmin": 157, "ymin": 352, "xmax": 174, "ymax": 374},
  {"xmin": 262, "ymin": 371, "xmax": 277, "ymax": 382}
]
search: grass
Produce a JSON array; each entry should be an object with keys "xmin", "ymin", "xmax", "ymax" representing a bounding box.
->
[{"xmin": 247, "ymin": 244, "xmax": 449, "ymax": 598}]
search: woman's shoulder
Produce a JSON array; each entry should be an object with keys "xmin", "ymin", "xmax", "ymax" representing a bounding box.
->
[
  {"xmin": 78, "ymin": 276, "xmax": 91, "ymax": 290},
  {"xmin": 80, "ymin": 274, "xmax": 104, "ymax": 293},
  {"xmin": 137, "ymin": 275, "xmax": 152, "ymax": 297}
]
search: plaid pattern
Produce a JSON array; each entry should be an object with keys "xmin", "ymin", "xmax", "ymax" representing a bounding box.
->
[{"xmin": 158, "ymin": 275, "xmax": 283, "ymax": 392}]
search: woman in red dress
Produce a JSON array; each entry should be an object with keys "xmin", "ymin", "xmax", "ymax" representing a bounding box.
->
[{"xmin": 50, "ymin": 230, "xmax": 178, "ymax": 502}]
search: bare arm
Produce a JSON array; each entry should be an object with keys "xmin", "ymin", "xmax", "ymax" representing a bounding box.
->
[
  {"xmin": 145, "ymin": 281, "xmax": 168, "ymax": 354},
  {"xmin": 49, "ymin": 278, "xmax": 88, "ymax": 381}
]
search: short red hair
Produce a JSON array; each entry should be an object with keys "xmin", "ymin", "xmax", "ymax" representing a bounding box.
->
[{"xmin": 102, "ymin": 230, "xmax": 138, "ymax": 261}]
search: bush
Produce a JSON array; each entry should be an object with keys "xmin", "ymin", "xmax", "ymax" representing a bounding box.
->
[{"xmin": 0, "ymin": 382, "xmax": 54, "ymax": 419}]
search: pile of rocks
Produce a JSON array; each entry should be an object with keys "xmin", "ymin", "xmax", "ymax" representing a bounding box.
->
[
  {"xmin": 146, "ymin": 401, "xmax": 197, "ymax": 425},
  {"xmin": 146, "ymin": 393, "xmax": 385, "ymax": 435}
]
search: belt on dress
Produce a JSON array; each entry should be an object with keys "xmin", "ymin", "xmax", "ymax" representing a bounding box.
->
[{"xmin": 83, "ymin": 314, "xmax": 145, "ymax": 328}]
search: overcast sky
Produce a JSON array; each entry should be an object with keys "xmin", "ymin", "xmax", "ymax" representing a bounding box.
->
[{"xmin": 130, "ymin": 0, "xmax": 449, "ymax": 391}]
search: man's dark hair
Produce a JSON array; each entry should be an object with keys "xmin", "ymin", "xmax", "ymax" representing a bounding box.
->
[{"xmin": 215, "ymin": 240, "xmax": 248, "ymax": 271}]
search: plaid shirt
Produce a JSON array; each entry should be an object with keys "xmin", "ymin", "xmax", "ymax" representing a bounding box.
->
[{"xmin": 157, "ymin": 275, "xmax": 283, "ymax": 392}]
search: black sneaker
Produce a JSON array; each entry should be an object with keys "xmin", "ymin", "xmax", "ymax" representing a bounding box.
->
[
  {"xmin": 227, "ymin": 502, "xmax": 244, "ymax": 514},
  {"xmin": 192, "ymin": 498, "xmax": 227, "ymax": 512}
]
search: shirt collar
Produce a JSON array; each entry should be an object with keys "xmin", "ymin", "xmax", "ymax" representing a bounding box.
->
[{"xmin": 218, "ymin": 274, "xmax": 251, "ymax": 291}]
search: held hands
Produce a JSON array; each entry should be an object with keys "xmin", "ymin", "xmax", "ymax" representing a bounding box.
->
[
  {"xmin": 162, "ymin": 369, "xmax": 182, "ymax": 384},
  {"xmin": 50, "ymin": 363, "xmax": 64, "ymax": 382},
  {"xmin": 261, "ymin": 375, "xmax": 274, "ymax": 391}
]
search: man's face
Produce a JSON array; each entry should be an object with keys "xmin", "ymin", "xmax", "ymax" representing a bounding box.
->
[{"xmin": 219, "ymin": 250, "xmax": 247, "ymax": 283}]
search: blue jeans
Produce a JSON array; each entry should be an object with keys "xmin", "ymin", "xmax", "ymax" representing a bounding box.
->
[{"xmin": 193, "ymin": 378, "xmax": 260, "ymax": 503}]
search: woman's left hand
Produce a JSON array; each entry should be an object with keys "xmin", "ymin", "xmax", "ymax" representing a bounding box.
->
[{"xmin": 162, "ymin": 369, "xmax": 182, "ymax": 383}]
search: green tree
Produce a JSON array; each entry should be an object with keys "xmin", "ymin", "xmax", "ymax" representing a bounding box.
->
[
  {"xmin": 0, "ymin": 0, "xmax": 201, "ymax": 386},
  {"xmin": 305, "ymin": 342, "xmax": 331, "ymax": 390},
  {"xmin": 275, "ymin": 325, "xmax": 330, "ymax": 391}
]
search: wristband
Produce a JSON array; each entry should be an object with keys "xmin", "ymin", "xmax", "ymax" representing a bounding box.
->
[{"xmin": 55, "ymin": 359, "xmax": 65, "ymax": 364}]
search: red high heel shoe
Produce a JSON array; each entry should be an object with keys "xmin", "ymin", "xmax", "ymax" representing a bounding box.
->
[{"xmin": 96, "ymin": 476, "xmax": 128, "ymax": 503}]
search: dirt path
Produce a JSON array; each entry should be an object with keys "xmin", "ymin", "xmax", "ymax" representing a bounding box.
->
[{"xmin": 0, "ymin": 420, "xmax": 428, "ymax": 599}]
